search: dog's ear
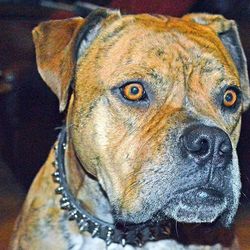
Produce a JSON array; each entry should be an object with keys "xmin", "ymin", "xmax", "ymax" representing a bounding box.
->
[
  {"xmin": 32, "ymin": 8, "xmax": 121, "ymax": 112},
  {"xmin": 183, "ymin": 13, "xmax": 250, "ymax": 112}
]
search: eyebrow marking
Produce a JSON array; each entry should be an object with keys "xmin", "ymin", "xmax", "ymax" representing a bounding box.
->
[{"xmin": 147, "ymin": 69, "xmax": 166, "ymax": 85}]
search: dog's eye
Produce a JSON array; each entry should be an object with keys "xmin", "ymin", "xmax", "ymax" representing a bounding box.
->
[
  {"xmin": 223, "ymin": 88, "xmax": 238, "ymax": 108},
  {"xmin": 120, "ymin": 83, "xmax": 146, "ymax": 101}
]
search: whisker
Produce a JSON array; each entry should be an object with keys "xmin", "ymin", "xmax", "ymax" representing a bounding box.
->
[
  {"xmin": 241, "ymin": 192, "xmax": 247, "ymax": 198},
  {"xmin": 175, "ymin": 220, "xmax": 179, "ymax": 238}
]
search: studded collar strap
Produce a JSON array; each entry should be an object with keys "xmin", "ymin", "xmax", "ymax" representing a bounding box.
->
[{"xmin": 52, "ymin": 126, "xmax": 173, "ymax": 247}]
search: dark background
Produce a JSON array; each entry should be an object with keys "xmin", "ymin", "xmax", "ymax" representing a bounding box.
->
[
  {"xmin": 1, "ymin": 0, "xmax": 250, "ymax": 199},
  {"xmin": 0, "ymin": 0, "xmax": 250, "ymax": 249}
]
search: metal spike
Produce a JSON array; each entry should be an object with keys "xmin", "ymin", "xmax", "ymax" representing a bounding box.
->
[
  {"xmin": 135, "ymin": 233, "xmax": 144, "ymax": 248},
  {"xmin": 78, "ymin": 220, "xmax": 89, "ymax": 232},
  {"xmin": 68, "ymin": 209, "xmax": 77, "ymax": 220},
  {"xmin": 149, "ymin": 228, "xmax": 156, "ymax": 241},
  {"xmin": 63, "ymin": 143, "xmax": 67, "ymax": 150},
  {"xmin": 149, "ymin": 234, "xmax": 156, "ymax": 241},
  {"xmin": 55, "ymin": 186, "xmax": 64, "ymax": 194},
  {"xmin": 60, "ymin": 201, "xmax": 70, "ymax": 209},
  {"xmin": 121, "ymin": 238, "xmax": 126, "ymax": 247},
  {"xmin": 135, "ymin": 238, "xmax": 143, "ymax": 248},
  {"xmin": 92, "ymin": 223, "xmax": 99, "ymax": 237},
  {"xmin": 60, "ymin": 196, "xmax": 68, "ymax": 203},
  {"xmin": 105, "ymin": 227, "xmax": 113, "ymax": 246},
  {"xmin": 162, "ymin": 226, "xmax": 171, "ymax": 236},
  {"xmin": 80, "ymin": 222, "xmax": 89, "ymax": 232},
  {"xmin": 54, "ymin": 160, "xmax": 58, "ymax": 168},
  {"xmin": 52, "ymin": 171, "xmax": 60, "ymax": 183},
  {"xmin": 52, "ymin": 170, "xmax": 59, "ymax": 177},
  {"xmin": 60, "ymin": 199, "xmax": 70, "ymax": 209},
  {"xmin": 106, "ymin": 239, "xmax": 112, "ymax": 246}
]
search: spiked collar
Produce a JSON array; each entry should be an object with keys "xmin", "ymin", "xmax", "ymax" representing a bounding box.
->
[{"xmin": 52, "ymin": 126, "xmax": 174, "ymax": 247}]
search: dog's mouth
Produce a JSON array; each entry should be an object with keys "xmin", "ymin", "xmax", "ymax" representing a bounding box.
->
[
  {"xmin": 158, "ymin": 186, "xmax": 227, "ymax": 226},
  {"xmin": 114, "ymin": 186, "xmax": 227, "ymax": 227},
  {"xmin": 179, "ymin": 187, "xmax": 225, "ymax": 206}
]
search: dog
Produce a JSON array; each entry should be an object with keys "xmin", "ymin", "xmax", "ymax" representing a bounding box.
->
[{"xmin": 10, "ymin": 8, "xmax": 250, "ymax": 250}]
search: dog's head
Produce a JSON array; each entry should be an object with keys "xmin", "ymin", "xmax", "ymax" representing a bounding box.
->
[{"xmin": 33, "ymin": 9, "xmax": 250, "ymax": 227}]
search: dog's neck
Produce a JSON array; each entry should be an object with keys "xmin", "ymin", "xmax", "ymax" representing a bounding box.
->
[{"xmin": 64, "ymin": 136, "xmax": 114, "ymax": 223}]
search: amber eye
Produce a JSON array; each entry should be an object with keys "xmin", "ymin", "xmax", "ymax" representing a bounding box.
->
[
  {"xmin": 122, "ymin": 83, "xmax": 145, "ymax": 101},
  {"xmin": 223, "ymin": 89, "xmax": 238, "ymax": 107}
]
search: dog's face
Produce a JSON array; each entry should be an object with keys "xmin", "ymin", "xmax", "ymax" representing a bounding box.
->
[{"xmin": 33, "ymin": 10, "xmax": 250, "ymax": 227}]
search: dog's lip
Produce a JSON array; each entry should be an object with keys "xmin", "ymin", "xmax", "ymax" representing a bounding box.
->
[
  {"xmin": 172, "ymin": 184, "xmax": 225, "ymax": 197},
  {"xmin": 167, "ymin": 185, "xmax": 226, "ymax": 208},
  {"xmin": 113, "ymin": 186, "xmax": 226, "ymax": 225},
  {"xmin": 196, "ymin": 188, "xmax": 223, "ymax": 200},
  {"xmin": 177, "ymin": 186, "xmax": 225, "ymax": 207}
]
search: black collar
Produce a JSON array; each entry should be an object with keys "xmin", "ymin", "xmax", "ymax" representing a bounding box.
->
[{"xmin": 52, "ymin": 126, "xmax": 174, "ymax": 247}]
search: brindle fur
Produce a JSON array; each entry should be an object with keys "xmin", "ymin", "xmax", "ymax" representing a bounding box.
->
[{"xmin": 10, "ymin": 10, "xmax": 249, "ymax": 249}]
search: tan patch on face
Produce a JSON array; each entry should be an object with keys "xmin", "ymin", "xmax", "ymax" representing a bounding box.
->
[{"xmin": 70, "ymin": 14, "xmax": 241, "ymax": 214}]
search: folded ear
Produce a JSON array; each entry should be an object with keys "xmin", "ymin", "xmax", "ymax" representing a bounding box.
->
[
  {"xmin": 183, "ymin": 13, "xmax": 250, "ymax": 112},
  {"xmin": 32, "ymin": 8, "xmax": 121, "ymax": 112}
]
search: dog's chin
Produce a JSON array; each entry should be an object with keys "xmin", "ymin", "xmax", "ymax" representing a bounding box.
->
[
  {"xmin": 165, "ymin": 189, "xmax": 227, "ymax": 226},
  {"xmin": 114, "ymin": 188, "xmax": 232, "ymax": 227},
  {"xmin": 165, "ymin": 188, "xmax": 227, "ymax": 224}
]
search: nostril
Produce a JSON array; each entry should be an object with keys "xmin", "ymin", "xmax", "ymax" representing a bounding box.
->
[
  {"xmin": 219, "ymin": 141, "xmax": 232, "ymax": 155},
  {"xmin": 198, "ymin": 138, "xmax": 209, "ymax": 155},
  {"xmin": 183, "ymin": 135, "xmax": 210, "ymax": 156}
]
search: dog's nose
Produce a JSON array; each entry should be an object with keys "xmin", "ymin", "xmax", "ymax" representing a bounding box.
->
[{"xmin": 181, "ymin": 125, "xmax": 232, "ymax": 166}]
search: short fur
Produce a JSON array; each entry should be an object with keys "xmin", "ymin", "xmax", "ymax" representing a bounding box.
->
[{"xmin": 10, "ymin": 9, "xmax": 249, "ymax": 250}]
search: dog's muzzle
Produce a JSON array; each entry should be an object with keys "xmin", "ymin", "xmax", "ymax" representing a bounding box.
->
[
  {"xmin": 181, "ymin": 124, "xmax": 232, "ymax": 167},
  {"xmin": 159, "ymin": 124, "xmax": 236, "ymax": 225}
]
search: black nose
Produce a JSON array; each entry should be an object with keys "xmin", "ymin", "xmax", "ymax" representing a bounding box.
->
[{"xmin": 181, "ymin": 125, "xmax": 232, "ymax": 166}]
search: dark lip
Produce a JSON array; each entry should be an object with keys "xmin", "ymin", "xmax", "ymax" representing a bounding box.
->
[
  {"xmin": 113, "ymin": 187, "xmax": 225, "ymax": 223},
  {"xmin": 197, "ymin": 188, "xmax": 224, "ymax": 199},
  {"xmin": 176, "ymin": 185, "xmax": 224, "ymax": 199},
  {"xmin": 172, "ymin": 186, "xmax": 226, "ymax": 209},
  {"xmin": 171, "ymin": 182, "xmax": 226, "ymax": 196}
]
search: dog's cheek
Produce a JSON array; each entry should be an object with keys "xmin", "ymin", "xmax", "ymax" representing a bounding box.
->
[
  {"xmin": 97, "ymin": 113, "xmax": 187, "ymax": 220},
  {"xmin": 69, "ymin": 96, "xmax": 103, "ymax": 177},
  {"xmin": 229, "ymin": 117, "xmax": 242, "ymax": 146},
  {"xmin": 69, "ymin": 95, "xmax": 140, "ymax": 193},
  {"xmin": 222, "ymin": 151, "xmax": 241, "ymax": 227}
]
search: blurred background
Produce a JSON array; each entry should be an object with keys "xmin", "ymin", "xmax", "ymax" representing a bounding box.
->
[{"xmin": 0, "ymin": 0, "xmax": 250, "ymax": 249}]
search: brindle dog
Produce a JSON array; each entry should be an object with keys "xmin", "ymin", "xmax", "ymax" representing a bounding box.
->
[{"xmin": 10, "ymin": 9, "xmax": 250, "ymax": 250}]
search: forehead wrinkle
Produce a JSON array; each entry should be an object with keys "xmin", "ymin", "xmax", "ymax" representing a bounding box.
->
[
  {"xmin": 165, "ymin": 35, "xmax": 237, "ymax": 126},
  {"xmin": 169, "ymin": 22, "xmax": 238, "ymax": 71},
  {"xmin": 96, "ymin": 24, "xmax": 195, "ymax": 84},
  {"xmin": 168, "ymin": 30, "xmax": 239, "ymax": 82},
  {"xmin": 100, "ymin": 40, "xmax": 188, "ymax": 89},
  {"xmin": 136, "ymin": 105, "xmax": 182, "ymax": 156},
  {"xmin": 185, "ymin": 79, "xmax": 226, "ymax": 130},
  {"xmin": 80, "ymin": 14, "xmax": 239, "ymax": 88}
]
